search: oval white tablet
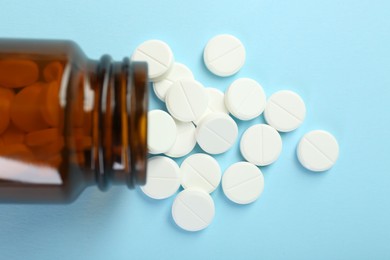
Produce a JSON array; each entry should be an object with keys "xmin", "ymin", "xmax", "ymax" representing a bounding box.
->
[
  {"xmin": 166, "ymin": 79, "xmax": 209, "ymax": 122},
  {"xmin": 203, "ymin": 34, "xmax": 246, "ymax": 77},
  {"xmin": 181, "ymin": 153, "xmax": 221, "ymax": 193},
  {"xmin": 153, "ymin": 63, "xmax": 194, "ymax": 101},
  {"xmin": 196, "ymin": 113, "xmax": 238, "ymax": 154},
  {"xmin": 165, "ymin": 121, "xmax": 196, "ymax": 158},
  {"xmin": 148, "ymin": 110, "xmax": 177, "ymax": 154},
  {"xmin": 141, "ymin": 156, "xmax": 181, "ymax": 200},
  {"xmin": 225, "ymin": 78, "xmax": 266, "ymax": 120},
  {"xmin": 172, "ymin": 189, "xmax": 215, "ymax": 232},
  {"xmin": 193, "ymin": 88, "xmax": 229, "ymax": 125},
  {"xmin": 264, "ymin": 90, "xmax": 306, "ymax": 132},
  {"xmin": 240, "ymin": 124, "xmax": 282, "ymax": 166},
  {"xmin": 222, "ymin": 162, "xmax": 264, "ymax": 205},
  {"xmin": 297, "ymin": 130, "xmax": 339, "ymax": 172},
  {"xmin": 131, "ymin": 40, "xmax": 174, "ymax": 81}
]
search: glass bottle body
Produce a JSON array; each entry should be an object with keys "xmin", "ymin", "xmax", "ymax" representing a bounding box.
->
[{"xmin": 0, "ymin": 39, "xmax": 148, "ymax": 203}]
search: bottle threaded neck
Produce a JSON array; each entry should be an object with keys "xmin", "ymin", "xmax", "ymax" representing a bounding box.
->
[{"xmin": 92, "ymin": 55, "xmax": 148, "ymax": 191}]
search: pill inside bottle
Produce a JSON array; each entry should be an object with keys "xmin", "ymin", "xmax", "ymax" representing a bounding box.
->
[{"xmin": 0, "ymin": 39, "xmax": 148, "ymax": 203}]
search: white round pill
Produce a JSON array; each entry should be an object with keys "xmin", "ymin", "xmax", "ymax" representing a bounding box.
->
[
  {"xmin": 207, "ymin": 88, "xmax": 229, "ymax": 114},
  {"xmin": 141, "ymin": 156, "xmax": 181, "ymax": 200},
  {"xmin": 166, "ymin": 79, "xmax": 209, "ymax": 123},
  {"xmin": 153, "ymin": 63, "xmax": 194, "ymax": 101},
  {"xmin": 203, "ymin": 34, "xmax": 246, "ymax": 77},
  {"xmin": 225, "ymin": 78, "xmax": 266, "ymax": 120},
  {"xmin": 172, "ymin": 189, "xmax": 215, "ymax": 232},
  {"xmin": 181, "ymin": 153, "xmax": 221, "ymax": 193},
  {"xmin": 297, "ymin": 130, "xmax": 339, "ymax": 172},
  {"xmin": 148, "ymin": 110, "xmax": 177, "ymax": 154},
  {"xmin": 196, "ymin": 113, "xmax": 238, "ymax": 154},
  {"xmin": 132, "ymin": 40, "xmax": 174, "ymax": 81},
  {"xmin": 240, "ymin": 124, "xmax": 282, "ymax": 166},
  {"xmin": 193, "ymin": 88, "xmax": 229, "ymax": 125},
  {"xmin": 165, "ymin": 121, "xmax": 196, "ymax": 158},
  {"xmin": 264, "ymin": 90, "xmax": 306, "ymax": 132},
  {"xmin": 222, "ymin": 162, "xmax": 264, "ymax": 205}
]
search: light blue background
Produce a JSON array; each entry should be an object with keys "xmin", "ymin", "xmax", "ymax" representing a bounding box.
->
[{"xmin": 0, "ymin": 0, "xmax": 389, "ymax": 259}]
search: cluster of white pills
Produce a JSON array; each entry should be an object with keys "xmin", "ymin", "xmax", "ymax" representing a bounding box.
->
[{"xmin": 131, "ymin": 35, "xmax": 340, "ymax": 232}]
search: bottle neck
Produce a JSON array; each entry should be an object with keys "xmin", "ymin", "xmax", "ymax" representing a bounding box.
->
[{"xmin": 88, "ymin": 55, "xmax": 148, "ymax": 191}]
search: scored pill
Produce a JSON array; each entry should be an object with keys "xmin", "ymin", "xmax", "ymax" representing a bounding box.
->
[
  {"xmin": 196, "ymin": 113, "xmax": 238, "ymax": 154},
  {"xmin": 240, "ymin": 124, "xmax": 282, "ymax": 166},
  {"xmin": 203, "ymin": 34, "xmax": 246, "ymax": 77},
  {"xmin": 172, "ymin": 189, "xmax": 215, "ymax": 232},
  {"xmin": 180, "ymin": 153, "xmax": 221, "ymax": 193},
  {"xmin": 225, "ymin": 78, "xmax": 266, "ymax": 121},
  {"xmin": 153, "ymin": 63, "xmax": 194, "ymax": 102},
  {"xmin": 166, "ymin": 79, "xmax": 209, "ymax": 123},
  {"xmin": 222, "ymin": 162, "xmax": 264, "ymax": 205},
  {"xmin": 297, "ymin": 130, "xmax": 339, "ymax": 172},
  {"xmin": 141, "ymin": 156, "xmax": 181, "ymax": 200},
  {"xmin": 131, "ymin": 40, "xmax": 174, "ymax": 81},
  {"xmin": 264, "ymin": 90, "xmax": 306, "ymax": 132}
]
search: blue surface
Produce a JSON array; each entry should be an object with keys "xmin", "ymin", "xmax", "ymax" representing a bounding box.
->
[{"xmin": 1, "ymin": 0, "xmax": 390, "ymax": 259}]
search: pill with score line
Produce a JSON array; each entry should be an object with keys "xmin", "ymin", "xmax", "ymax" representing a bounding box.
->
[
  {"xmin": 203, "ymin": 34, "xmax": 246, "ymax": 77},
  {"xmin": 297, "ymin": 130, "xmax": 339, "ymax": 172},
  {"xmin": 180, "ymin": 153, "xmax": 221, "ymax": 193},
  {"xmin": 222, "ymin": 162, "xmax": 264, "ymax": 205},
  {"xmin": 166, "ymin": 79, "xmax": 209, "ymax": 123},
  {"xmin": 131, "ymin": 39, "xmax": 174, "ymax": 81},
  {"xmin": 264, "ymin": 90, "xmax": 306, "ymax": 132},
  {"xmin": 172, "ymin": 189, "xmax": 215, "ymax": 232},
  {"xmin": 240, "ymin": 124, "xmax": 282, "ymax": 166},
  {"xmin": 225, "ymin": 78, "xmax": 266, "ymax": 121},
  {"xmin": 141, "ymin": 156, "xmax": 181, "ymax": 200},
  {"xmin": 153, "ymin": 63, "xmax": 194, "ymax": 102},
  {"xmin": 196, "ymin": 113, "xmax": 238, "ymax": 155}
]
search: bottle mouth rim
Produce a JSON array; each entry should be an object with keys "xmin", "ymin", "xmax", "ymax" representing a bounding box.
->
[{"xmin": 127, "ymin": 60, "xmax": 148, "ymax": 187}]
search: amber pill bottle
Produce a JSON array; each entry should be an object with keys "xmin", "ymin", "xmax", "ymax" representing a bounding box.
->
[{"xmin": 0, "ymin": 39, "xmax": 148, "ymax": 203}]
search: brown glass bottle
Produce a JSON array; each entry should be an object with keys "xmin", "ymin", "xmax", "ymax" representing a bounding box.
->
[{"xmin": 0, "ymin": 39, "xmax": 148, "ymax": 203}]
